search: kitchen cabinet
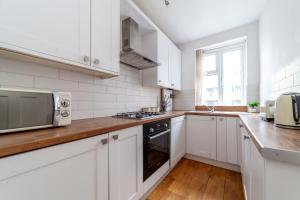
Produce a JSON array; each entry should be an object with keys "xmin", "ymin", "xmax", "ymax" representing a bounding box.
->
[
  {"xmin": 157, "ymin": 32, "xmax": 170, "ymax": 88},
  {"xmin": 171, "ymin": 116, "xmax": 186, "ymax": 168},
  {"xmin": 0, "ymin": 134, "xmax": 109, "ymax": 200},
  {"xmin": 91, "ymin": 0, "xmax": 120, "ymax": 74},
  {"xmin": 241, "ymin": 124, "xmax": 252, "ymax": 200},
  {"xmin": 0, "ymin": 0, "xmax": 119, "ymax": 77},
  {"xmin": 186, "ymin": 115, "xmax": 217, "ymax": 159},
  {"xmin": 142, "ymin": 31, "xmax": 182, "ymax": 90},
  {"xmin": 109, "ymin": 126, "xmax": 143, "ymax": 200},
  {"xmin": 216, "ymin": 117, "xmax": 238, "ymax": 165},
  {"xmin": 169, "ymin": 43, "xmax": 182, "ymax": 90},
  {"xmin": 250, "ymin": 139, "xmax": 265, "ymax": 200}
]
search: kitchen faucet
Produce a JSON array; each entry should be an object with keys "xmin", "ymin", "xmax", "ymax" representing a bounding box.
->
[{"xmin": 206, "ymin": 105, "xmax": 215, "ymax": 112}]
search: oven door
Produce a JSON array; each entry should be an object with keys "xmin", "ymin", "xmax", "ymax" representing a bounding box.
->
[
  {"xmin": 0, "ymin": 89, "xmax": 55, "ymax": 133},
  {"xmin": 143, "ymin": 129, "xmax": 170, "ymax": 181}
]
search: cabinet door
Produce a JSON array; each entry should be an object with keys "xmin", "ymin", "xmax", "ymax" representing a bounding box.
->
[
  {"xmin": 187, "ymin": 115, "xmax": 217, "ymax": 159},
  {"xmin": 250, "ymin": 140, "xmax": 265, "ymax": 200},
  {"xmin": 0, "ymin": 135, "xmax": 109, "ymax": 200},
  {"xmin": 169, "ymin": 44, "xmax": 182, "ymax": 90},
  {"xmin": 227, "ymin": 117, "xmax": 238, "ymax": 165},
  {"xmin": 171, "ymin": 116, "xmax": 186, "ymax": 167},
  {"xmin": 241, "ymin": 125, "xmax": 251, "ymax": 200},
  {"xmin": 91, "ymin": 0, "xmax": 120, "ymax": 74},
  {"xmin": 109, "ymin": 126, "xmax": 143, "ymax": 200},
  {"xmin": 217, "ymin": 117, "xmax": 227, "ymax": 162},
  {"xmin": 0, "ymin": 0, "xmax": 90, "ymax": 65},
  {"xmin": 157, "ymin": 32, "xmax": 170, "ymax": 88}
]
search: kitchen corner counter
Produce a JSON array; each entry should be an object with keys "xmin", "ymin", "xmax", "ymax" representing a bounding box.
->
[
  {"xmin": 0, "ymin": 111, "xmax": 185, "ymax": 158},
  {"xmin": 190, "ymin": 111, "xmax": 300, "ymax": 165},
  {"xmin": 239, "ymin": 114, "xmax": 300, "ymax": 165}
]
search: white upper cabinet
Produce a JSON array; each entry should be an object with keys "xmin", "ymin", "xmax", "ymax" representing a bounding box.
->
[
  {"xmin": 169, "ymin": 43, "xmax": 182, "ymax": 90},
  {"xmin": 186, "ymin": 115, "xmax": 217, "ymax": 159},
  {"xmin": 0, "ymin": 0, "xmax": 90, "ymax": 65},
  {"xmin": 91, "ymin": 0, "xmax": 120, "ymax": 74},
  {"xmin": 109, "ymin": 126, "xmax": 143, "ymax": 200},
  {"xmin": 0, "ymin": 0, "xmax": 120, "ymax": 78},
  {"xmin": 142, "ymin": 31, "xmax": 182, "ymax": 90},
  {"xmin": 157, "ymin": 32, "xmax": 171, "ymax": 88}
]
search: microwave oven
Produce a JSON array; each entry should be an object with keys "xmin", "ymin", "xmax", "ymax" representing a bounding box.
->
[{"xmin": 0, "ymin": 88, "xmax": 71, "ymax": 134}]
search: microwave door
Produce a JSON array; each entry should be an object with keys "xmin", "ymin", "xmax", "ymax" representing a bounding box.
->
[{"xmin": 0, "ymin": 91, "xmax": 54, "ymax": 132}]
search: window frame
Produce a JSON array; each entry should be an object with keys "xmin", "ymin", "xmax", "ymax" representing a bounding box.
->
[{"xmin": 201, "ymin": 42, "xmax": 246, "ymax": 106}]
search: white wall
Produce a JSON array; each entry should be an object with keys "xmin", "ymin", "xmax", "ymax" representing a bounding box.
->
[
  {"xmin": 174, "ymin": 22, "xmax": 260, "ymax": 110},
  {"xmin": 0, "ymin": 56, "xmax": 160, "ymax": 120},
  {"xmin": 259, "ymin": 0, "xmax": 300, "ymax": 103}
]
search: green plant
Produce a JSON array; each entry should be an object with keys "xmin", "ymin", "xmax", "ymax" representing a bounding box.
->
[{"xmin": 248, "ymin": 101, "xmax": 260, "ymax": 108}]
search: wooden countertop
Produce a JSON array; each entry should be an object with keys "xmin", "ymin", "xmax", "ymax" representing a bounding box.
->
[
  {"xmin": 239, "ymin": 114, "xmax": 300, "ymax": 165},
  {"xmin": 1, "ymin": 110, "xmax": 300, "ymax": 165},
  {"xmin": 0, "ymin": 111, "xmax": 185, "ymax": 158}
]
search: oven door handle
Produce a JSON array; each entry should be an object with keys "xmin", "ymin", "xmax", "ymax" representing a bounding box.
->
[{"xmin": 147, "ymin": 129, "xmax": 170, "ymax": 140}]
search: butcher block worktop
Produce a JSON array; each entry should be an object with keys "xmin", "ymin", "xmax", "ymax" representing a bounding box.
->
[
  {"xmin": 1, "ymin": 110, "xmax": 300, "ymax": 165},
  {"xmin": 0, "ymin": 111, "xmax": 185, "ymax": 158}
]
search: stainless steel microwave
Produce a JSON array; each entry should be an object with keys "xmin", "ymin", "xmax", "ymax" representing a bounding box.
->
[{"xmin": 0, "ymin": 88, "xmax": 71, "ymax": 134}]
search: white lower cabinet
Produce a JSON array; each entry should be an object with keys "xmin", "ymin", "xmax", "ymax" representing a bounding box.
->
[
  {"xmin": 109, "ymin": 126, "xmax": 143, "ymax": 200},
  {"xmin": 171, "ymin": 116, "xmax": 186, "ymax": 168},
  {"xmin": 0, "ymin": 134, "xmax": 109, "ymax": 200},
  {"xmin": 238, "ymin": 121, "xmax": 300, "ymax": 200},
  {"xmin": 0, "ymin": 125, "xmax": 144, "ymax": 200},
  {"xmin": 216, "ymin": 117, "xmax": 239, "ymax": 165},
  {"xmin": 186, "ymin": 115, "xmax": 217, "ymax": 159}
]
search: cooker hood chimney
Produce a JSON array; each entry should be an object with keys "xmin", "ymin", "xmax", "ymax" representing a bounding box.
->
[{"xmin": 120, "ymin": 18, "xmax": 159, "ymax": 70}]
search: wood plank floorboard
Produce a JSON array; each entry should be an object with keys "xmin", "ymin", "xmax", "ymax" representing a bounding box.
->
[{"xmin": 146, "ymin": 158, "xmax": 244, "ymax": 200}]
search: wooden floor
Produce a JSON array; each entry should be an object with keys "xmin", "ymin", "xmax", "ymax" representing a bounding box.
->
[{"xmin": 147, "ymin": 158, "xmax": 244, "ymax": 200}]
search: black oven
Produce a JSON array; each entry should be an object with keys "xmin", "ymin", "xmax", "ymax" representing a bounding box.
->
[{"xmin": 143, "ymin": 119, "xmax": 170, "ymax": 181}]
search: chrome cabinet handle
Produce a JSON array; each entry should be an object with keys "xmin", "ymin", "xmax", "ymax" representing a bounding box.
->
[
  {"xmin": 94, "ymin": 59, "xmax": 100, "ymax": 65},
  {"xmin": 219, "ymin": 118, "xmax": 223, "ymax": 121},
  {"xmin": 240, "ymin": 124, "xmax": 244, "ymax": 128},
  {"xmin": 158, "ymin": 80, "xmax": 162, "ymax": 83},
  {"xmin": 211, "ymin": 117, "xmax": 215, "ymax": 120},
  {"xmin": 171, "ymin": 83, "xmax": 174, "ymax": 86},
  {"xmin": 101, "ymin": 138, "xmax": 108, "ymax": 145},
  {"xmin": 244, "ymin": 135, "xmax": 250, "ymax": 140},
  {"xmin": 83, "ymin": 56, "xmax": 90, "ymax": 62},
  {"xmin": 112, "ymin": 135, "xmax": 119, "ymax": 140}
]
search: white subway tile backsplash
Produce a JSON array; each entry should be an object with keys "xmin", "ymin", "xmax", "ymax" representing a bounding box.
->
[
  {"xmin": 0, "ymin": 72, "xmax": 34, "ymax": 87},
  {"xmin": 294, "ymin": 72, "xmax": 300, "ymax": 86},
  {"xmin": 279, "ymin": 75, "xmax": 293, "ymax": 89},
  {"xmin": 35, "ymin": 77, "xmax": 79, "ymax": 91},
  {"xmin": 0, "ymin": 57, "xmax": 59, "ymax": 78},
  {"xmin": 0, "ymin": 57, "xmax": 160, "ymax": 120},
  {"xmin": 59, "ymin": 69, "xmax": 94, "ymax": 84}
]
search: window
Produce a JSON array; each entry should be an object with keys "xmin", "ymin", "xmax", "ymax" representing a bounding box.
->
[{"xmin": 200, "ymin": 42, "xmax": 246, "ymax": 106}]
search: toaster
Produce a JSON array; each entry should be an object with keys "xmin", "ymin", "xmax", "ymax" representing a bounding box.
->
[{"xmin": 275, "ymin": 93, "xmax": 300, "ymax": 129}]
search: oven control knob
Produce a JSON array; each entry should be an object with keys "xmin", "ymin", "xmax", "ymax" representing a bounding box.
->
[
  {"xmin": 61, "ymin": 99, "xmax": 70, "ymax": 108},
  {"xmin": 164, "ymin": 123, "xmax": 168, "ymax": 128},
  {"xmin": 61, "ymin": 110, "xmax": 70, "ymax": 118},
  {"xmin": 149, "ymin": 128, "xmax": 154, "ymax": 133}
]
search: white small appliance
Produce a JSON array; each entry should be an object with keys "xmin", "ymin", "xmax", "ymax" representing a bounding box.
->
[
  {"xmin": 0, "ymin": 88, "xmax": 71, "ymax": 134},
  {"xmin": 260, "ymin": 100, "xmax": 275, "ymax": 121},
  {"xmin": 275, "ymin": 93, "xmax": 300, "ymax": 129}
]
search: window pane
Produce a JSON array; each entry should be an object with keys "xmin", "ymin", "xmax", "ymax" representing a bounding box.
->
[
  {"xmin": 222, "ymin": 49, "xmax": 243, "ymax": 106},
  {"xmin": 202, "ymin": 75, "xmax": 219, "ymax": 106},
  {"xmin": 203, "ymin": 54, "xmax": 216, "ymax": 72}
]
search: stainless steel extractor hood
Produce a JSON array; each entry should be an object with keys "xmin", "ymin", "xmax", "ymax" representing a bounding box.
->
[{"xmin": 120, "ymin": 18, "xmax": 159, "ymax": 70}]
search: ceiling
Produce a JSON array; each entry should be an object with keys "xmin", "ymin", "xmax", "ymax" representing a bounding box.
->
[{"xmin": 133, "ymin": 0, "xmax": 267, "ymax": 44}]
